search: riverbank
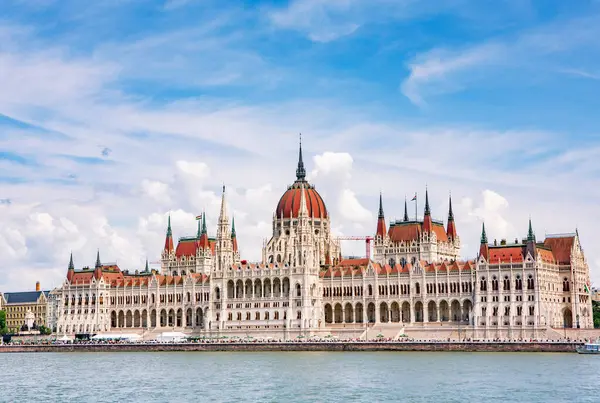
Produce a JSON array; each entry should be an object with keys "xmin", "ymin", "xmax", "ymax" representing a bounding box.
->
[{"xmin": 0, "ymin": 341, "xmax": 582, "ymax": 353}]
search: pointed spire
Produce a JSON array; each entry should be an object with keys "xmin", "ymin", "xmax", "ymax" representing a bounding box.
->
[
  {"xmin": 164, "ymin": 215, "xmax": 174, "ymax": 252},
  {"xmin": 446, "ymin": 193, "xmax": 457, "ymax": 240},
  {"xmin": 231, "ymin": 215, "xmax": 236, "ymax": 238},
  {"xmin": 197, "ymin": 213, "xmax": 203, "ymax": 238},
  {"xmin": 298, "ymin": 181, "xmax": 308, "ymax": 217},
  {"xmin": 202, "ymin": 211, "xmax": 207, "ymax": 235},
  {"xmin": 527, "ymin": 217, "xmax": 535, "ymax": 243},
  {"xmin": 218, "ymin": 185, "xmax": 229, "ymax": 224},
  {"xmin": 424, "ymin": 187, "xmax": 430, "ymax": 216},
  {"xmin": 296, "ymin": 133, "xmax": 306, "ymax": 181},
  {"xmin": 376, "ymin": 192, "xmax": 387, "ymax": 238},
  {"xmin": 145, "ymin": 258, "xmax": 149, "ymax": 272},
  {"xmin": 95, "ymin": 249, "xmax": 101, "ymax": 268},
  {"xmin": 480, "ymin": 223, "xmax": 488, "ymax": 244},
  {"xmin": 403, "ymin": 197, "xmax": 409, "ymax": 222},
  {"xmin": 68, "ymin": 252, "xmax": 74, "ymax": 270}
]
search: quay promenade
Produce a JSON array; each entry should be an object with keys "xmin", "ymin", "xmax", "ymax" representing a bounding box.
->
[{"xmin": 0, "ymin": 339, "xmax": 583, "ymax": 353}]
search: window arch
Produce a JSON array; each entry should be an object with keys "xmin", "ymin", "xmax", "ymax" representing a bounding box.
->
[{"xmin": 480, "ymin": 277, "xmax": 487, "ymax": 291}]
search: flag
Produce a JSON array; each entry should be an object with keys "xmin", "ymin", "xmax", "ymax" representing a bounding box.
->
[
  {"xmin": 411, "ymin": 193, "xmax": 417, "ymax": 201},
  {"xmin": 195, "ymin": 215, "xmax": 202, "ymax": 220},
  {"xmin": 584, "ymin": 283, "xmax": 590, "ymax": 294}
]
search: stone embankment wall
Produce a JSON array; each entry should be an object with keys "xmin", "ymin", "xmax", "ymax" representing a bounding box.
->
[{"xmin": 0, "ymin": 342, "xmax": 581, "ymax": 354}]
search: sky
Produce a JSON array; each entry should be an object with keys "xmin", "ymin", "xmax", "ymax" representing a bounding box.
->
[{"xmin": 1, "ymin": 0, "xmax": 600, "ymax": 292}]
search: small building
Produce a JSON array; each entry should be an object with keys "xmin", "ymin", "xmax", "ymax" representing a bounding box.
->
[{"xmin": 1, "ymin": 282, "xmax": 49, "ymax": 333}]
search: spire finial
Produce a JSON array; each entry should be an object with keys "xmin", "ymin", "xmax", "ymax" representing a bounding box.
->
[
  {"xmin": 403, "ymin": 196, "xmax": 409, "ymax": 222},
  {"xmin": 527, "ymin": 217, "xmax": 535, "ymax": 242},
  {"xmin": 167, "ymin": 215, "xmax": 172, "ymax": 236},
  {"xmin": 196, "ymin": 210, "xmax": 204, "ymax": 239},
  {"xmin": 448, "ymin": 192, "xmax": 454, "ymax": 221},
  {"xmin": 424, "ymin": 186, "xmax": 430, "ymax": 216},
  {"xmin": 95, "ymin": 249, "xmax": 101, "ymax": 268},
  {"xmin": 202, "ymin": 211, "xmax": 207, "ymax": 235},
  {"xmin": 296, "ymin": 133, "xmax": 306, "ymax": 181},
  {"xmin": 145, "ymin": 258, "xmax": 149, "ymax": 272},
  {"xmin": 378, "ymin": 192, "xmax": 384, "ymax": 219},
  {"xmin": 481, "ymin": 222, "xmax": 488, "ymax": 244},
  {"xmin": 69, "ymin": 251, "xmax": 74, "ymax": 270},
  {"xmin": 231, "ymin": 215, "xmax": 236, "ymax": 237}
]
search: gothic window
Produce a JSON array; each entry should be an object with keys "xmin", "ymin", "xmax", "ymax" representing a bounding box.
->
[
  {"xmin": 415, "ymin": 283, "xmax": 420, "ymax": 295},
  {"xmin": 515, "ymin": 276, "xmax": 522, "ymax": 290},
  {"xmin": 503, "ymin": 276, "xmax": 510, "ymax": 291},
  {"xmin": 527, "ymin": 275, "xmax": 534, "ymax": 290},
  {"xmin": 529, "ymin": 306, "xmax": 534, "ymax": 315},
  {"xmin": 255, "ymin": 312, "xmax": 260, "ymax": 320},
  {"xmin": 400, "ymin": 257, "xmax": 406, "ymax": 267},
  {"xmin": 492, "ymin": 276, "xmax": 499, "ymax": 291},
  {"xmin": 563, "ymin": 278, "xmax": 570, "ymax": 292},
  {"xmin": 480, "ymin": 277, "xmax": 487, "ymax": 291},
  {"xmin": 368, "ymin": 285, "xmax": 373, "ymax": 296},
  {"xmin": 389, "ymin": 258, "xmax": 396, "ymax": 266}
]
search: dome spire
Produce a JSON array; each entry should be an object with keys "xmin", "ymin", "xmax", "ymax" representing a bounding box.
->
[{"xmin": 296, "ymin": 133, "xmax": 306, "ymax": 181}]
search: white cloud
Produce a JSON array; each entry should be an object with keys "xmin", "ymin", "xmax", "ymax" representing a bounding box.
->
[
  {"xmin": 141, "ymin": 180, "xmax": 172, "ymax": 205},
  {"xmin": 400, "ymin": 14, "xmax": 600, "ymax": 105},
  {"xmin": 2, "ymin": 13, "xmax": 600, "ymax": 294}
]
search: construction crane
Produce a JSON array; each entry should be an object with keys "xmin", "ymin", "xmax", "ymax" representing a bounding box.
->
[{"xmin": 335, "ymin": 236, "xmax": 374, "ymax": 259}]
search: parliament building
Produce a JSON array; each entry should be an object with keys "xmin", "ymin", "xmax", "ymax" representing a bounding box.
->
[{"xmin": 51, "ymin": 141, "xmax": 594, "ymax": 340}]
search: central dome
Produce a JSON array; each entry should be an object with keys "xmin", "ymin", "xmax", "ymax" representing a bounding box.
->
[
  {"xmin": 275, "ymin": 136, "xmax": 328, "ymax": 219},
  {"xmin": 276, "ymin": 181, "xmax": 328, "ymax": 218}
]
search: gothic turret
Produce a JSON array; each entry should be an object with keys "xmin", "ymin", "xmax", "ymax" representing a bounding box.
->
[
  {"xmin": 446, "ymin": 194, "xmax": 457, "ymax": 240},
  {"xmin": 479, "ymin": 222, "xmax": 489, "ymax": 260},
  {"xmin": 376, "ymin": 192, "xmax": 387, "ymax": 239},
  {"xmin": 67, "ymin": 252, "xmax": 75, "ymax": 282},
  {"xmin": 422, "ymin": 188, "xmax": 433, "ymax": 233},
  {"xmin": 215, "ymin": 186, "xmax": 233, "ymax": 270},
  {"xmin": 95, "ymin": 250, "xmax": 101, "ymax": 269},
  {"xmin": 231, "ymin": 216, "xmax": 239, "ymax": 254},
  {"xmin": 526, "ymin": 218, "xmax": 536, "ymax": 258},
  {"xmin": 164, "ymin": 215, "xmax": 174, "ymax": 253}
]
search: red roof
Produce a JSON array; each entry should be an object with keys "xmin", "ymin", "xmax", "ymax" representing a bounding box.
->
[
  {"xmin": 388, "ymin": 221, "xmax": 449, "ymax": 243},
  {"xmin": 275, "ymin": 182, "xmax": 327, "ymax": 218},
  {"xmin": 543, "ymin": 236, "xmax": 574, "ymax": 264},
  {"xmin": 488, "ymin": 246, "xmax": 525, "ymax": 263}
]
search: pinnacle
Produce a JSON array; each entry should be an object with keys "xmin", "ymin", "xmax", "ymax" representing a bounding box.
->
[{"xmin": 296, "ymin": 133, "xmax": 306, "ymax": 181}]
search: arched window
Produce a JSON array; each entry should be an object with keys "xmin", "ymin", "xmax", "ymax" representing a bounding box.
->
[
  {"xmin": 515, "ymin": 276, "xmax": 522, "ymax": 290},
  {"xmin": 368, "ymin": 284, "xmax": 373, "ymax": 296},
  {"xmin": 563, "ymin": 278, "xmax": 570, "ymax": 292},
  {"xmin": 503, "ymin": 276, "xmax": 510, "ymax": 291},
  {"xmin": 527, "ymin": 275, "xmax": 534, "ymax": 290},
  {"xmin": 296, "ymin": 283, "xmax": 302, "ymax": 297},
  {"xmin": 492, "ymin": 276, "xmax": 499, "ymax": 291},
  {"xmin": 415, "ymin": 283, "xmax": 420, "ymax": 295},
  {"xmin": 389, "ymin": 258, "xmax": 396, "ymax": 266},
  {"xmin": 400, "ymin": 257, "xmax": 406, "ymax": 267}
]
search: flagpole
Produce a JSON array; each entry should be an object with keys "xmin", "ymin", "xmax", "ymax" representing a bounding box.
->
[{"xmin": 415, "ymin": 194, "xmax": 417, "ymax": 222}]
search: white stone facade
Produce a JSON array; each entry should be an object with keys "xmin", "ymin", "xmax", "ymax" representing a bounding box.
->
[{"xmin": 51, "ymin": 143, "xmax": 594, "ymax": 339}]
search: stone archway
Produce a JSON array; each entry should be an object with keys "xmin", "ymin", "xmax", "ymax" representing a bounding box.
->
[
  {"xmin": 324, "ymin": 304, "xmax": 333, "ymax": 324},
  {"xmin": 563, "ymin": 308, "xmax": 573, "ymax": 328}
]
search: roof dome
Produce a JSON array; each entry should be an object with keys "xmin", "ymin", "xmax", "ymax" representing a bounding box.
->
[
  {"xmin": 275, "ymin": 136, "xmax": 328, "ymax": 219},
  {"xmin": 276, "ymin": 182, "xmax": 328, "ymax": 218}
]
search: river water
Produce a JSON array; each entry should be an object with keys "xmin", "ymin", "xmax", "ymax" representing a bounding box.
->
[{"xmin": 1, "ymin": 351, "xmax": 598, "ymax": 402}]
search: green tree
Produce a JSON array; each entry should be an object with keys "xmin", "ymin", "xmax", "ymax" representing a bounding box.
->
[
  {"xmin": 0, "ymin": 310, "xmax": 8, "ymax": 335},
  {"xmin": 593, "ymin": 301, "xmax": 600, "ymax": 329}
]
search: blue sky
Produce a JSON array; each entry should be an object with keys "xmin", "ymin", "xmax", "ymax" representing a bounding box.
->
[{"xmin": 1, "ymin": 0, "xmax": 600, "ymax": 290}]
